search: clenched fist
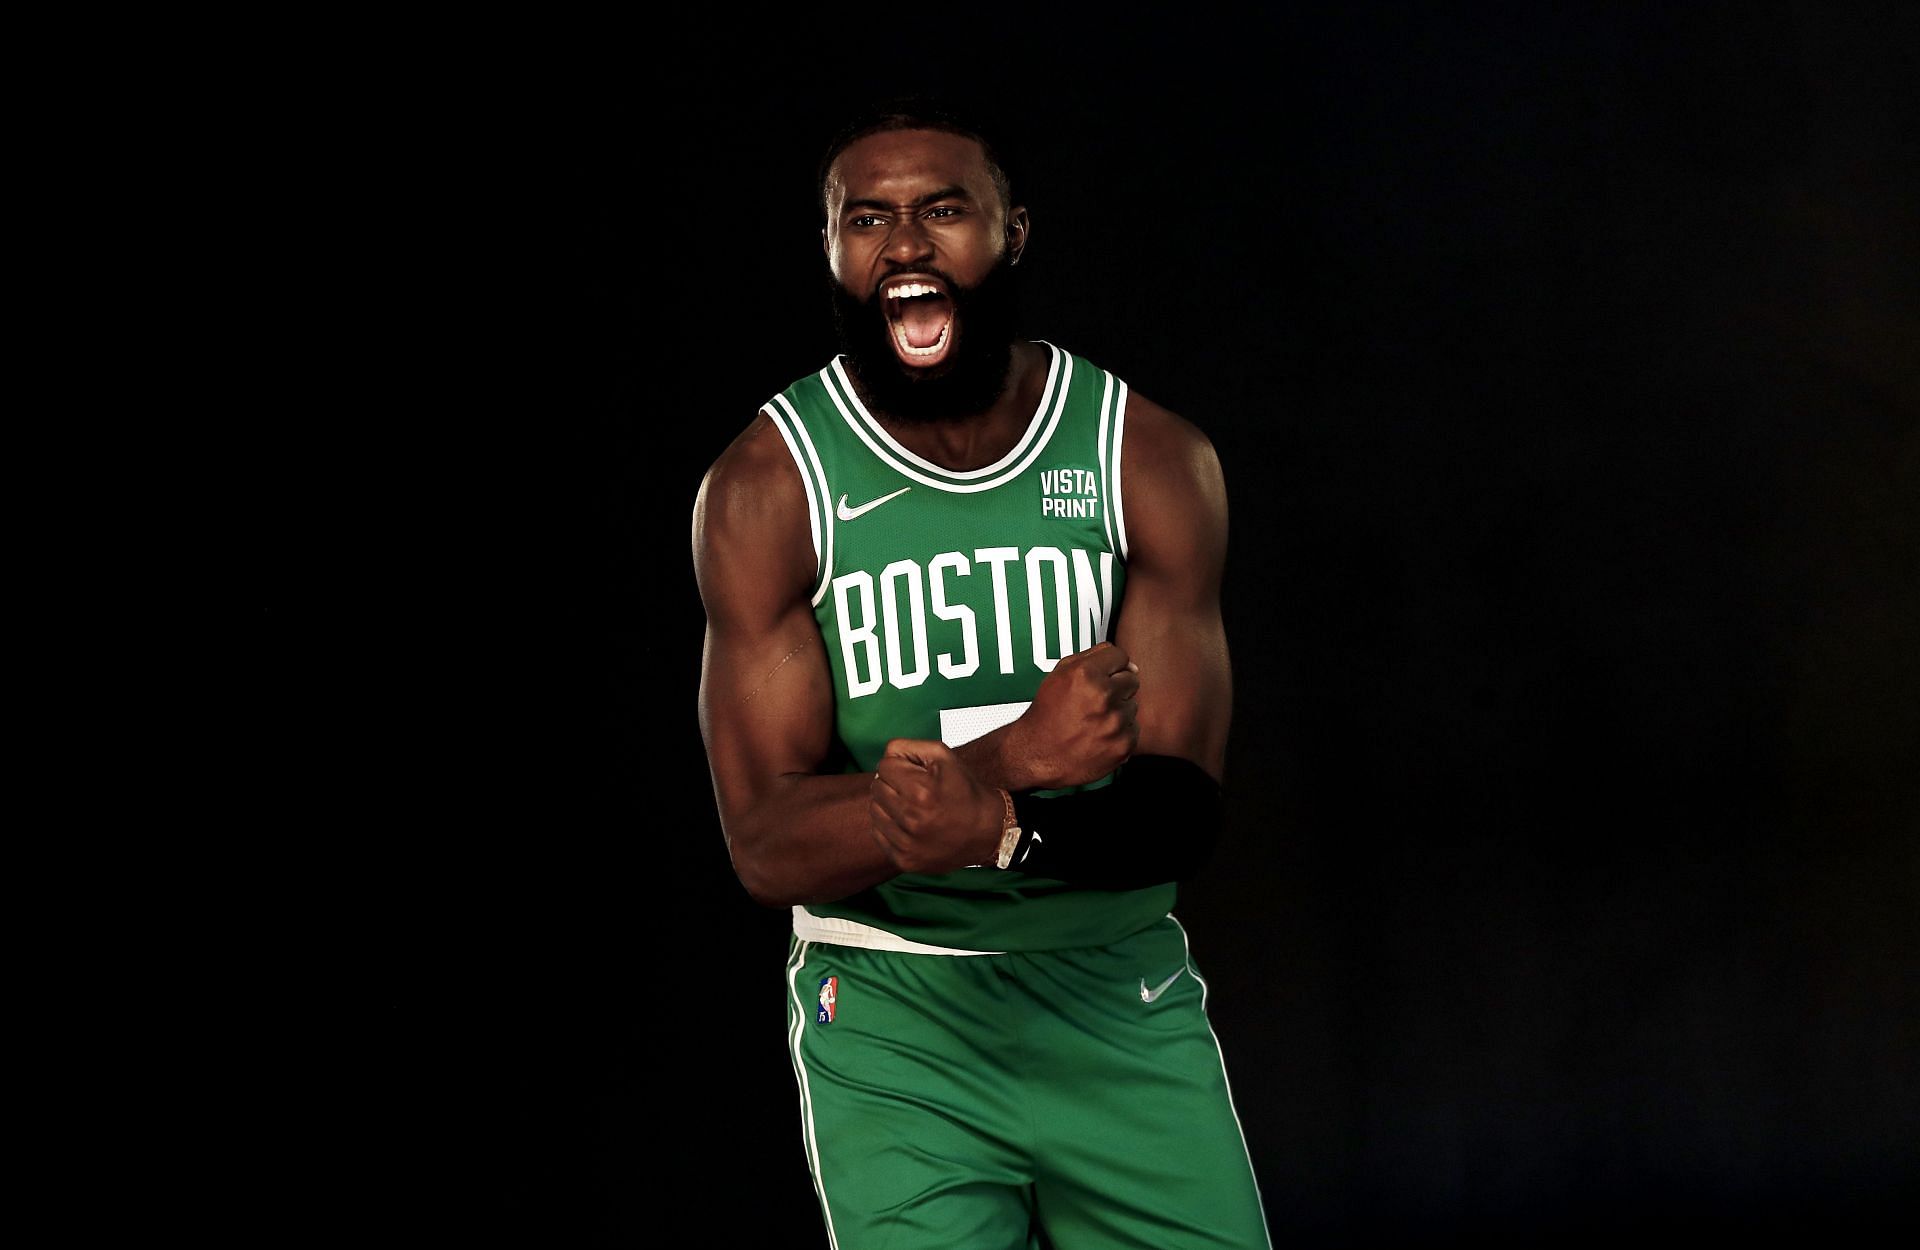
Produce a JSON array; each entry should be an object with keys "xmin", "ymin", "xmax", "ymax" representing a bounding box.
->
[
  {"xmin": 1008, "ymin": 640, "xmax": 1140, "ymax": 789},
  {"xmin": 869, "ymin": 739, "xmax": 1006, "ymax": 876}
]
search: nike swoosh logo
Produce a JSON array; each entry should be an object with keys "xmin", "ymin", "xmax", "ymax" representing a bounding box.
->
[
  {"xmin": 836, "ymin": 486, "xmax": 911, "ymax": 521},
  {"xmin": 1139, "ymin": 968, "xmax": 1186, "ymax": 1003}
]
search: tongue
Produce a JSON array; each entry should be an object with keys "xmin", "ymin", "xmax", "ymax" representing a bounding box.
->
[{"xmin": 900, "ymin": 299, "xmax": 950, "ymax": 349}]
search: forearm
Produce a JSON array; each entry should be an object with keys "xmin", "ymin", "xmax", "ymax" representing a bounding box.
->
[
  {"xmin": 951, "ymin": 642, "xmax": 1139, "ymax": 792},
  {"xmin": 953, "ymin": 722, "xmax": 1048, "ymax": 792},
  {"xmin": 723, "ymin": 771, "xmax": 898, "ymax": 908}
]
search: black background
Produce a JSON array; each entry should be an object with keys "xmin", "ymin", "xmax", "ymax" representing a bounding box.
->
[{"xmin": 297, "ymin": 7, "xmax": 1918, "ymax": 1246}]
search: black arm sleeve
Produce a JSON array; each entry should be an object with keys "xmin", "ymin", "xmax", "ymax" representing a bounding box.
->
[{"xmin": 1007, "ymin": 754, "xmax": 1226, "ymax": 889}]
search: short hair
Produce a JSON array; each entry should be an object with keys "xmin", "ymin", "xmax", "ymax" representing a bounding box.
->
[{"xmin": 816, "ymin": 95, "xmax": 1020, "ymax": 223}]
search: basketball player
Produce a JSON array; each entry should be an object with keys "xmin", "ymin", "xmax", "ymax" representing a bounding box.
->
[{"xmin": 693, "ymin": 101, "xmax": 1270, "ymax": 1249}]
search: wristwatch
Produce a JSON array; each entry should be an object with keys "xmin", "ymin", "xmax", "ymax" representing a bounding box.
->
[{"xmin": 993, "ymin": 788, "xmax": 1024, "ymax": 869}]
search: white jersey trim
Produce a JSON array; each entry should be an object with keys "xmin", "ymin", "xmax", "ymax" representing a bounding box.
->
[
  {"xmin": 1111, "ymin": 378, "xmax": 1131, "ymax": 562},
  {"xmin": 1095, "ymin": 369, "xmax": 1119, "ymax": 558},
  {"xmin": 819, "ymin": 342, "xmax": 1073, "ymax": 494},
  {"xmin": 785, "ymin": 937, "xmax": 841, "ymax": 1249},
  {"xmin": 793, "ymin": 905, "xmax": 1003, "ymax": 955},
  {"xmin": 766, "ymin": 393, "xmax": 836, "ymax": 608},
  {"xmin": 762, "ymin": 404, "xmax": 821, "ymax": 589},
  {"xmin": 1169, "ymin": 914, "xmax": 1275, "ymax": 1249}
]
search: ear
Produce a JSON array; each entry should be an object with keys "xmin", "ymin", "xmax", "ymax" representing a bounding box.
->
[
  {"xmin": 1007, "ymin": 205, "xmax": 1031, "ymax": 265},
  {"xmin": 820, "ymin": 225, "xmax": 830, "ymax": 255}
]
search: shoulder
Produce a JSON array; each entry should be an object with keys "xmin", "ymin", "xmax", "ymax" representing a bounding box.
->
[
  {"xmin": 1060, "ymin": 346, "xmax": 1220, "ymax": 486},
  {"xmin": 691, "ymin": 408, "xmax": 815, "ymax": 604},
  {"xmin": 1052, "ymin": 345, "xmax": 1222, "ymax": 492},
  {"xmin": 695, "ymin": 408, "xmax": 808, "ymax": 534},
  {"xmin": 1121, "ymin": 390, "xmax": 1221, "ymax": 483},
  {"xmin": 1117, "ymin": 389, "xmax": 1227, "ymax": 570}
]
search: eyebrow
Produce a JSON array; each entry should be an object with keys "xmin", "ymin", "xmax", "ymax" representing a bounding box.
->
[{"xmin": 841, "ymin": 186, "xmax": 975, "ymax": 215}]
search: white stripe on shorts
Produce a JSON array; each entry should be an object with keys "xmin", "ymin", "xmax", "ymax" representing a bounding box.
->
[{"xmin": 792, "ymin": 906, "xmax": 1003, "ymax": 955}]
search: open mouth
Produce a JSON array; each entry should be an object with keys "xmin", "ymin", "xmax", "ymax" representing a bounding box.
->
[{"xmin": 881, "ymin": 278, "xmax": 956, "ymax": 367}]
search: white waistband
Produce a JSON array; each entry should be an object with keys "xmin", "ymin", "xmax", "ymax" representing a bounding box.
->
[{"xmin": 792, "ymin": 906, "xmax": 1003, "ymax": 956}]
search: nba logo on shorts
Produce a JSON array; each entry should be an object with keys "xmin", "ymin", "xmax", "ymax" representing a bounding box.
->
[{"xmin": 817, "ymin": 976, "xmax": 838, "ymax": 1024}]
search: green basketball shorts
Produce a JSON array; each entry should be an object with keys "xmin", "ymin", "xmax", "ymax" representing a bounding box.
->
[{"xmin": 783, "ymin": 914, "xmax": 1272, "ymax": 1249}]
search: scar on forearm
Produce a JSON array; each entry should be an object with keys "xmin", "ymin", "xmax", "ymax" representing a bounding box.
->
[{"xmin": 740, "ymin": 636, "xmax": 812, "ymax": 705}]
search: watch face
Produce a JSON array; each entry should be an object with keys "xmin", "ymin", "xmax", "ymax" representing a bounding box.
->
[{"xmin": 996, "ymin": 825, "xmax": 1022, "ymax": 869}]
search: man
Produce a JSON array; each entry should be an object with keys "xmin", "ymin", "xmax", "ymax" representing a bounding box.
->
[{"xmin": 692, "ymin": 100, "xmax": 1270, "ymax": 1249}]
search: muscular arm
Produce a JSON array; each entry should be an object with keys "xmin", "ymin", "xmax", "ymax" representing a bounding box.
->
[
  {"xmin": 1109, "ymin": 390, "xmax": 1232, "ymax": 782},
  {"xmin": 694, "ymin": 413, "xmax": 884, "ymax": 907},
  {"xmin": 694, "ymin": 412, "xmax": 1011, "ymax": 907},
  {"xmin": 1000, "ymin": 390, "xmax": 1232, "ymax": 887}
]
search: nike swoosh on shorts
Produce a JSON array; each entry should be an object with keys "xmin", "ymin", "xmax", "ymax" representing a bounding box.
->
[{"xmin": 1140, "ymin": 968, "xmax": 1186, "ymax": 1002}]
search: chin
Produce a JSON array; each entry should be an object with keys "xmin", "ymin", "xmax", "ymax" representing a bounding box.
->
[{"xmin": 828, "ymin": 261, "xmax": 1021, "ymax": 423}]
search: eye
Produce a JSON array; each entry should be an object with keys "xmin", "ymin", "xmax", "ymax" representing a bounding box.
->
[
  {"xmin": 850, "ymin": 214, "xmax": 883, "ymax": 228},
  {"xmin": 925, "ymin": 206, "xmax": 961, "ymax": 219}
]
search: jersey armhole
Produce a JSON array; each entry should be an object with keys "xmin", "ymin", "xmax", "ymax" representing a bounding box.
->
[
  {"xmin": 762, "ymin": 396, "xmax": 836, "ymax": 606},
  {"xmin": 1097, "ymin": 373, "xmax": 1132, "ymax": 564}
]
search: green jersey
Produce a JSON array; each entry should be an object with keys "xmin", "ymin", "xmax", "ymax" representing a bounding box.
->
[{"xmin": 762, "ymin": 340, "xmax": 1175, "ymax": 952}]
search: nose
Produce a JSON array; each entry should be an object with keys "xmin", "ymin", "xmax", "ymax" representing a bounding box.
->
[{"xmin": 883, "ymin": 213, "xmax": 934, "ymax": 266}]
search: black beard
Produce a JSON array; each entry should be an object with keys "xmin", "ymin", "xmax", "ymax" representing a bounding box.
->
[{"xmin": 827, "ymin": 253, "xmax": 1022, "ymax": 424}]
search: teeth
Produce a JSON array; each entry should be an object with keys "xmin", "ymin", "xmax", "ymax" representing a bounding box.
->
[
  {"xmin": 890, "ymin": 318, "xmax": 951, "ymax": 357},
  {"xmin": 884, "ymin": 281, "xmax": 941, "ymax": 300}
]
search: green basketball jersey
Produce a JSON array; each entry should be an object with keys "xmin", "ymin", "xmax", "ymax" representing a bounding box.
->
[{"xmin": 762, "ymin": 340, "xmax": 1176, "ymax": 952}]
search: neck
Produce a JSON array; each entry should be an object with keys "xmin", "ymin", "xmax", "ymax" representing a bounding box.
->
[{"xmin": 867, "ymin": 341, "xmax": 1048, "ymax": 472}]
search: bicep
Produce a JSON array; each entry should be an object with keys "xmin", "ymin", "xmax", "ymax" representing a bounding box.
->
[
  {"xmin": 1113, "ymin": 558, "xmax": 1231, "ymax": 782},
  {"xmin": 698, "ymin": 598, "xmax": 837, "ymax": 826},
  {"xmin": 692, "ymin": 419, "xmax": 840, "ymax": 832},
  {"xmin": 1109, "ymin": 398, "xmax": 1231, "ymax": 781}
]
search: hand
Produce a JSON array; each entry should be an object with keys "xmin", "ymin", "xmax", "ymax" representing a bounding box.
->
[
  {"xmin": 1007, "ymin": 641, "xmax": 1140, "ymax": 789},
  {"xmin": 869, "ymin": 739, "xmax": 1006, "ymax": 875}
]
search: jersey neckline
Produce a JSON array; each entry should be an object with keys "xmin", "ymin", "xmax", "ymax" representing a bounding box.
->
[{"xmin": 818, "ymin": 340, "xmax": 1073, "ymax": 494}]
